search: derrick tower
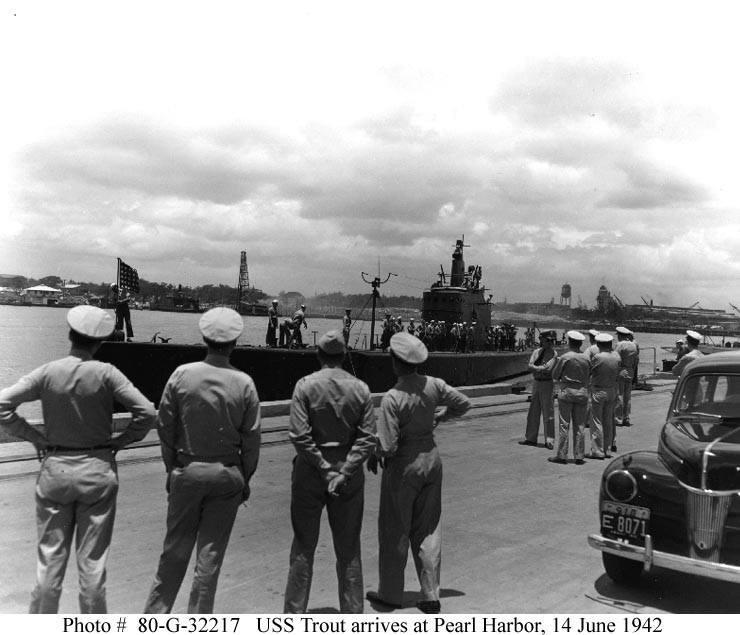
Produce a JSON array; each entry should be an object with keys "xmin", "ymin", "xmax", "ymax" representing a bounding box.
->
[{"xmin": 235, "ymin": 250, "xmax": 250, "ymax": 309}]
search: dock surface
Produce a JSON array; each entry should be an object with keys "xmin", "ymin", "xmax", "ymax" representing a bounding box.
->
[{"xmin": 1, "ymin": 382, "xmax": 739, "ymax": 614}]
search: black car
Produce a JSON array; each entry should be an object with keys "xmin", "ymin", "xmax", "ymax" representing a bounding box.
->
[{"xmin": 588, "ymin": 351, "xmax": 740, "ymax": 584}]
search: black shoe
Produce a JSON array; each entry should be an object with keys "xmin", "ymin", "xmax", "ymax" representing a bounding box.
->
[
  {"xmin": 574, "ymin": 459, "xmax": 585, "ymax": 465},
  {"xmin": 518, "ymin": 440, "xmax": 537, "ymax": 446},
  {"xmin": 416, "ymin": 600, "xmax": 441, "ymax": 614},
  {"xmin": 548, "ymin": 456, "xmax": 567, "ymax": 464},
  {"xmin": 545, "ymin": 442, "xmax": 554, "ymax": 450},
  {"xmin": 585, "ymin": 453, "xmax": 605, "ymax": 460},
  {"xmin": 366, "ymin": 591, "xmax": 401, "ymax": 609},
  {"xmin": 610, "ymin": 445, "xmax": 617, "ymax": 452},
  {"xmin": 623, "ymin": 421, "xmax": 631, "ymax": 427}
]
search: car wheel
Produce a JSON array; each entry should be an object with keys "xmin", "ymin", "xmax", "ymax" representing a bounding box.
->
[{"xmin": 602, "ymin": 552, "xmax": 643, "ymax": 585}]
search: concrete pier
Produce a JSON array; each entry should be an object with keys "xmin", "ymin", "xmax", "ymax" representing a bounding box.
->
[{"xmin": 1, "ymin": 381, "xmax": 739, "ymax": 614}]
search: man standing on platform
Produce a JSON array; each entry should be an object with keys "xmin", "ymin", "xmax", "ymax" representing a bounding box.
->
[
  {"xmin": 266, "ymin": 299, "xmax": 279, "ymax": 347},
  {"xmin": 549, "ymin": 330, "xmax": 589, "ymax": 465},
  {"xmin": 292, "ymin": 304, "xmax": 308, "ymax": 348},
  {"xmin": 343, "ymin": 308, "xmax": 352, "ymax": 347},
  {"xmin": 587, "ymin": 333, "xmax": 621, "ymax": 459},
  {"xmin": 520, "ymin": 330, "xmax": 558, "ymax": 449},
  {"xmin": 672, "ymin": 330, "xmax": 704, "ymax": 377},
  {"xmin": 144, "ymin": 307, "xmax": 261, "ymax": 613},
  {"xmin": 0, "ymin": 306, "xmax": 156, "ymax": 613},
  {"xmin": 615, "ymin": 326, "xmax": 639, "ymax": 427},
  {"xmin": 283, "ymin": 331, "xmax": 376, "ymax": 614},
  {"xmin": 366, "ymin": 332, "xmax": 471, "ymax": 614},
  {"xmin": 110, "ymin": 283, "xmax": 134, "ymax": 341}
]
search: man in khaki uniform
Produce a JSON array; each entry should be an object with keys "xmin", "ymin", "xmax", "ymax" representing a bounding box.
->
[
  {"xmin": 615, "ymin": 326, "xmax": 639, "ymax": 427},
  {"xmin": 672, "ymin": 330, "xmax": 704, "ymax": 377},
  {"xmin": 144, "ymin": 307, "xmax": 260, "ymax": 613},
  {"xmin": 0, "ymin": 306, "xmax": 156, "ymax": 613},
  {"xmin": 587, "ymin": 333, "xmax": 621, "ymax": 459},
  {"xmin": 549, "ymin": 330, "xmax": 590, "ymax": 465},
  {"xmin": 520, "ymin": 330, "xmax": 558, "ymax": 449},
  {"xmin": 366, "ymin": 333, "xmax": 471, "ymax": 614},
  {"xmin": 283, "ymin": 331, "xmax": 376, "ymax": 613}
]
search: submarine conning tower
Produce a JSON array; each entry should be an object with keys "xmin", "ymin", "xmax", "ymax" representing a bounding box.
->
[{"xmin": 450, "ymin": 238, "xmax": 466, "ymax": 287}]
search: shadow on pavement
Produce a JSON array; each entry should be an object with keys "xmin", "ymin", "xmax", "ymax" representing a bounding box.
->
[{"xmin": 592, "ymin": 570, "xmax": 740, "ymax": 613}]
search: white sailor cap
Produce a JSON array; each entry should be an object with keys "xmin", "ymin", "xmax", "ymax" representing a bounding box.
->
[
  {"xmin": 67, "ymin": 305, "xmax": 115, "ymax": 340},
  {"xmin": 272, "ymin": 299, "xmax": 278, "ymax": 304},
  {"xmin": 686, "ymin": 329, "xmax": 702, "ymax": 344},
  {"xmin": 595, "ymin": 333, "xmax": 613, "ymax": 344},
  {"xmin": 616, "ymin": 326, "xmax": 630, "ymax": 335},
  {"xmin": 199, "ymin": 307, "xmax": 243, "ymax": 343},
  {"xmin": 588, "ymin": 329, "xmax": 599, "ymax": 337},
  {"xmin": 317, "ymin": 330, "xmax": 345, "ymax": 355},
  {"xmin": 390, "ymin": 332, "xmax": 428, "ymax": 365},
  {"xmin": 566, "ymin": 330, "xmax": 585, "ymax": 342}
]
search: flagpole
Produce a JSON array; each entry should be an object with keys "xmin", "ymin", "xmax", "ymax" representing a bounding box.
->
[{"xmin": 117, "ymin": 257, "xmax": 121, "ymax": 288}]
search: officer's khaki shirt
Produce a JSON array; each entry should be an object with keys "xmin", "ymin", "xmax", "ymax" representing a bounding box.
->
[
  {"xmin": 157, "ymin": 354, "xmax": 261, "ymax": 479},
  {"xmin": 553, "ymin": 350, "xmax": 590, "ymax": 402},
  {"xmin": 289, "ymin": 366, "xmax": 376, "ymax": 478},
  {"xmin": 377, "ymin": 373, "xmax": 471, "ymax": 458},
  {"xmin": 0, "ymin": 350, "xmax": 156, "ymax": 449},
  {"xmin": 590, "ymin": 350, "xmax": 621, "ymax": 391}
]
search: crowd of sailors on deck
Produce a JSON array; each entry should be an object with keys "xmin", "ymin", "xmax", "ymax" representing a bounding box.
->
[
  {"xmin": 521, "ymin": 326, "xmax": 703, "ymax": 466},
  {"xmin": 379, "ymin": 311, "xmax": 522, "ymax": 353},
  {"xmin": 0, "ymin": 305, "xmax": 471, "ymax": 615}
]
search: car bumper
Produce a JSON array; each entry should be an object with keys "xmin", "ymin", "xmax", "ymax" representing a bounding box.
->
[{"xmin": 588, "ymin": 533, "xmax": 740, "ymax": 583}]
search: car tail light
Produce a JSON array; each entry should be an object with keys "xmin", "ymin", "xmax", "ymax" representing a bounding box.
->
[{"xmin": 605, "ymin": 470, "xmax": 638, "ymax": 502}]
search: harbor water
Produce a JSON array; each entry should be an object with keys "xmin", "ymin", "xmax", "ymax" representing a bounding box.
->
[{"xmin": 0, "ymin": 304, "xmax": 721, "ymax": 420}]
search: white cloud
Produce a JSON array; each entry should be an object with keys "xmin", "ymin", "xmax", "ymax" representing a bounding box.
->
[{"xmin": 3, "ymin": 1, "xmax": 740, "ymax": 306}]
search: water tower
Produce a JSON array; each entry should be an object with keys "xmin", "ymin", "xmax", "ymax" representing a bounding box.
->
[{"xmin": 560, "ymin": 283, "xmax": 572, "ymax": 306}]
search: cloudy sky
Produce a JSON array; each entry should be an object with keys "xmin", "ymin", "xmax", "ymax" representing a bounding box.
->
[{"xmin": 3, "ymin": 1, "xmax": 740, "ymax": 309}]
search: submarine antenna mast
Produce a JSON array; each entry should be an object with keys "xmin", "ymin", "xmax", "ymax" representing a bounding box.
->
[{"xmin": 361, "ymin": 271, "xmax": 396, "ymax": 350}]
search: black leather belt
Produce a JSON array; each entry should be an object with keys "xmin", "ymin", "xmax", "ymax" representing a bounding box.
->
[
  {"xmin": 46, "ymin": 444, "xmax": 113, "ymax": 453},
  {"xmin": 177, "ymin": 454, "xmax": 240, "ymax": 467}
]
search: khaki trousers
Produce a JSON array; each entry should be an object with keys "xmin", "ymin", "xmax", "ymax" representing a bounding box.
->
[
  {"xmin": 30, "ymin": 451, "xmax": 118, "ymax": 614},
  {"xmin": 590, "ymin": 388, "xmax": 617, "ymax": 456},
  {"xmin": 525, "ymin": 380, "xmax": 555, "ymax": 444},
  {"xmin": 144, "ymin": 462, "xmax": 244, "ymax": 613},
  {"xmin": 284, "ymin": 454, "xmax": 365, "ymax": 613},
  {"xmin": 556, "ymin": 399, "xmax": 587, "ymax": 460},
  {"xmin": 377, "ymin": 446, "xmax": 443, "ymax": 605}
]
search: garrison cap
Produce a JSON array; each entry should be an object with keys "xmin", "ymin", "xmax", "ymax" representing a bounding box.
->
[
  {"xmin": 199, "ymin": 307, "xmax": 243, "ymax": 343},
  {"xmin": 686, "ymin": 330, "xmax": 702, "ymax": 344},
  {"xmin": 588, "ymin": 329, "xmax": 599, "ymax": 337},
  {"xmin": 318, "ymin": 330, "xmax": 345, "ymax": 355},
  {"xmin": 566, "ymin": 330, "xmax": 585, "ymax": 342},
  {"xmin": 67, "ymin": 305, "xmax": 115, "ymax": 340},
  {"xmin": 390, "ymin": 332, "xmax": 428, "ymax": 365},
  {"xmin": 595, "ymin": 333, "xmax": 613, "ymax": 344},
  {"xmin": 616, "ymin": 326, "xmax": 630, "ymax": 335}
]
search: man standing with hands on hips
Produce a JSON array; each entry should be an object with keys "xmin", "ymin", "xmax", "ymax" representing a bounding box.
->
[
  {"xmin": 0, "ymin": 305, "xmax": 156, "ymax": 613},
  {"xmin": 366, "ymin": 332, "xmax": 471, "ymax": 614},
  {"xmin": 144, "ymin": 307, "xmax": 261, "ymax": 613},
  {"xmin": 283, "ymin": 330, "xmax": 376, "ymax": 614}
]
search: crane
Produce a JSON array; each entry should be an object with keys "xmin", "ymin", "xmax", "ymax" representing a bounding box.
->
[
  {"xmin": 688, "ymin": 301, "xmax": 700, "ymax": 309},
  {"xmin": 730, "ymin": 303, "xmax": 740, "ymax": 315},
  {"xmin": 640, "ymin": 295, "xmax": 652, "ymax": 306}
]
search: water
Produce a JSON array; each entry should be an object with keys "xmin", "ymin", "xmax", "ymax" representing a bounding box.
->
[
  {"xmin": 0, "ymin": 305, "xmax": 378, "ymax": 418},
  {"xmin": 0, "ymin": 304, "xmax": 727, "ymax": 419}
]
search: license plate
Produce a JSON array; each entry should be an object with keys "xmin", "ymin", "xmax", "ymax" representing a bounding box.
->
[{"xmin": 601, "ymin": 501, "xmax": 650, "ymax": 545}]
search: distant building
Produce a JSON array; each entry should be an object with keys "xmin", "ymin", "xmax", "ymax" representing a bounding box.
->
[
  {"xmin": 22, "ymin": 285, "xmax": 62, "ymax": 306},
  {"xmin": 279, "ymin": 291, "xmax": 306, "ymax": 310}
]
